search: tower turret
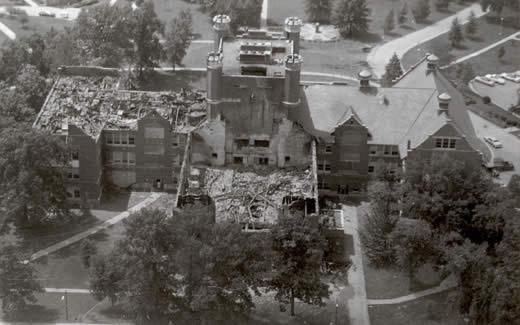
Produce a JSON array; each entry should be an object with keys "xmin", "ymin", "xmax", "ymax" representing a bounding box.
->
[
  {"xmin": 284, "ymin": 17, "xmax": 303, "ymax": 54},
  {"xmin": 283, "ymin": 53, "xmax": 303, "ymax": 107},
  {"xmin": 207, "ymin": 51, "xmax": 223, "ymax": 118},
  {"xmin": 212, "ymin": 14, "xmax": 230, "ymax": 52}
]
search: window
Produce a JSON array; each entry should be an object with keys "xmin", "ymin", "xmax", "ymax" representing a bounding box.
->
[
  {"xmin": 337, "ymin": 185, "xmax": 348, "ymax": 195},
  {"xmin": 285, "ymin": 156, "xmax": 291, "ymax": 162},
  {"xmin": 317, "ymin": 163, "xmax": 323, "ymax": 170},
  {"xmin": 234, "ymin": 156, "xmax": 243, "ymax": 164},
  {"xmin": 113, "ymin": 152, "xmax": 122, "ymax": 163},
  {"xmin": 434, "ymin": 137, "xmax": 457, "ymax": 149},
  {"xmin": 391, "ymin": 146, "xmax": 399, "ymax": 156},
  {"xmin": 106, "ymin": 134, "xmax": 113, "ymax": 144},
  {"xmin": 71, "ymin": 151, "xmax": 79, "ymax": 160},
  {"xmin": 113, "ymin": 133, "xmax": 121, "ymax": 145},
  {"xmin": 235, "ymin": 139, "xmax": 249, "ymax": 149},
  {"xmin": 384, "ymin": 145, "xmax": 390, "ymax": 155},
  {"xmin": 254, "ymin": 140, "xmax": 270, "ymax": 148},
  {"xmin": 369, "ymin": 146, "xmax": 377, "ymax": 155},
  {"xmin": 144, "ymin": 127, "xmax": 165, "ymax": 139},
  {"xmin": 368, "ymin": 166, "xmax": 375, "ymax": 173},
  {"xmin": 128, "ymin": 152, "xmax": 135, "ymax": 165},
  {"xmin": 324, "ymin": 163, "xmax": 331, "ymax": 171},
  {"xmin": 212, "ymin": 153, "xmax": 218, "ymax": 159},
  {"xmin": 129, "ymin": 135, "xmax": 135, "ymax": 145},
  {"xmin": 325, "ymin": 144, "xmax": 333, "ymax": 153},
  {"xmin": 121, "ymin": 134, "xmax": 128, "ymax": 145},
  {"xmin": 74, "ymin": 189, "xmax": 80, "ymax": 198},
  {"xmin": 259, "ymin": 157, "xmax": 269, "ymax": 165}
]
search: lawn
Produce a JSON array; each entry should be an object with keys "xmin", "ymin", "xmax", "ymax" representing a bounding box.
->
[
  {"xmin": 369, "ymin": 290, "xmax": 465, "ymax": 325},
  {"xmin": 0, "ymin": 15, "xmax": 73, "ymax": 40},
  {"xmin": 401, "ymin": 15, "xmax": 519, "ymax": 70},
  {"xmin": 0, "ymin": 30, "xmax": 8, "ymax": 46},
  {"xmin": 268, "ymin": 0, "xmax": 469, "ymax": 42},
  {"xmin": 150, "ymin": 0, "xmax": 213, "ymax": 40},
  {"xmin": 357, "ymin": 205, "xmax": 442, "ymax": 300}
]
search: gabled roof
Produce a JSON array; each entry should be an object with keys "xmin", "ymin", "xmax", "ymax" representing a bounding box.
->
[
  {"xmin": 293, "ymin": 55, "xmax": 490, "ymax": 162},
  {"xmin": 336, "ymin": 105, "xmax": 364, "ymax": 128}
]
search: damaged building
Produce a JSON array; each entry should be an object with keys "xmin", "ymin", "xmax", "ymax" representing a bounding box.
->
[
  {"xmin": 33, "ymin": 67, "xmax": 206, "ymax": 207},
  {"xmin": 34, "ymin": 15, "xmax": 490, "ymax": 224}
]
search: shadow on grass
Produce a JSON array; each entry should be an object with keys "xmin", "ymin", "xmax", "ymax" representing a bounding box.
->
[
  {"xmin": 5, "ymin": 305, "xmax": 60, "ymax": 323},
  {"xmin": 385, "ymin": 31, "xmax": 402, "ymax": 38},
  {"xmin": 400, "ymin": 24, "xmax": 416, "ymax": 31}
]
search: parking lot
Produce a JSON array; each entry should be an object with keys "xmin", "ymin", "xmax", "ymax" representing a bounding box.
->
[{"xmin": 470, "ymin": 111, "xmax": 520, "ymax": 185}]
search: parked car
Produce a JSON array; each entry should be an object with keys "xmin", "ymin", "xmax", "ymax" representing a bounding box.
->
[
  {"xmin": 484, "ymin": 136, "xmax": 503, "ymax": 148},
  {"xmin": 501, "ymin": 73, "xmax": 520, "ymax": 83},
  {"xmin": 474, "ymin": 76, "xmax": 495, "ymax": 87},
  {"xmin": 493, "ymin": 158, "xmax": 515, "ymax": 171},
  {"xmin": 39, "ymin": 10, "xmax": 56, "ymax": 17},
  {"xmin": 485, "ymin": 74, "xmax": 506, "ymax": 85}
]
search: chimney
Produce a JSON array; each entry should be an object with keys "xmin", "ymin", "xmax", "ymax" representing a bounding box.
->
[
  {"xmin": 426, "ymin": 54, "xmax": 439, "ymax": 71},
  {"xmin": 284, "ymin": 17, "xmax": 303, "ymax": 54},
  {"xmin": 207, "ymin": 52, "xmax": 223, "ymax": 118},
  {"xmin": 212, "ymin": 15, "xmax": 230, "ymax": 53},
  {"xmin": 358, "ymin": 69, "xmax": 372, "ymax": 88},
  {"xmin": 283, "ymin": 53, "xmax": 303, "ymax": 107},
  {"xmin": 438, "ymin": 92, "xmax": 451, "ymax": 113}
]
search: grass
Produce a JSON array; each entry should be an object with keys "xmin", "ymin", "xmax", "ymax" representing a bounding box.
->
[
  {"xmin": 369, "ymin": 290, "xmax": 465, "ymax": 325},
  {"xmin": 268, "ymin": 0, "xmax": 468, "ymax": 41},
  {"xmin": 150, "ymin": 0, "xmax": 213, "ymax": 40},
  {"xmin": 0, "ymin": 15, "xmax": 73, "ymax": 39},
  {"xmin": 401, "ymin": 14, "xmax": 519, "ymax": 70}
]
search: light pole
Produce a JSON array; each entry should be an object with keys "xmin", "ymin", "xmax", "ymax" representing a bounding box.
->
[
  {"xmin": 335, "ymin": 303, "xmax": 339, "ymax": 324},
  {"xmin": 499, "ymin": 17, "xmax": 504, "ymax": 36}
]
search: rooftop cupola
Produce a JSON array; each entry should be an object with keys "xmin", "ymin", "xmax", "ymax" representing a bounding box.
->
[
  {"xmin": 284, "ymin": 16, "xmax": 303, "ymax": 54},
  {"xmin": 212, "ymin": 14, "xmax": 230, "ymax": 52},
  {"xmin": 283, "ymin": 53, "xmax": 303, "ymax": 107},
  {"xmin": 438, "ymin": 92, "xmax": 451, "ymax": 113},
  {"xmin": 426, "ymin": 54, "xmax": 439, "ymax": 71},
  {"xmin": 358, "ymin": 70, "xmax": 372, "ymax": 88}
]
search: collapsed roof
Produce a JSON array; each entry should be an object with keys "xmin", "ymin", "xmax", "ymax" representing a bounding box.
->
[
  {"xmin": 34, "ymin": 75, "xmax": 207, "ymax": 139},
  {"xmin": 186, "ymin": 166, "xmax": 316, "ymax": 225}
]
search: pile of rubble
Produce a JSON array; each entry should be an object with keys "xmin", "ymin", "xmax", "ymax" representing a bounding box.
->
[
  {"xmin": 200, "ymin": 166, "xmax": 315, "ymax": 225},
  {"xmin": 35, "ymin": 76, "xmax": 207, "ymax": 138}
]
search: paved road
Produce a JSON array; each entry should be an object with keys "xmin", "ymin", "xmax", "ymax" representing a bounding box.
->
[
  {"xmin": 342, "ymin": 205, "xmax": 370, "ymax": 325},
  {"xmin": 470, "ymin": 111, "xmax": 520, "ymax": 185},
  {"xmin": 367, "ymin": 3, "xmax": 487, "ymax": 77}
]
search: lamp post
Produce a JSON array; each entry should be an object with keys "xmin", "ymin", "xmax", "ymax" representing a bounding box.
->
[
  {"xmin": 499, "ymin": 17, "xmax": 504, "ymax": 36},
  {"xmin": 335, "ymin": 303, "xmax": 339, "ymax": 324}
]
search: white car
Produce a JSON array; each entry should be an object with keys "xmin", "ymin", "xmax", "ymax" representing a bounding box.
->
[
  {"xmin": 485, "ymin": 74, "xmax": 506, "ymax": 85},
  {"xmin": 484, "ymin": 136, "xmax": 503, "ymax": 148},
  {"xmin": 474, "ymin": 76, "xmax": 495, "ymax": 86},
  {"xmin": 501, "ymin": 73, "xmax": 520, "ymax": 83}
]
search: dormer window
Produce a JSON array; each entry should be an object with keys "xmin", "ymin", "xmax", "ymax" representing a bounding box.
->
[{"xmin": 434, "ymin": 137, "xmax": 457, "ymax": 149}]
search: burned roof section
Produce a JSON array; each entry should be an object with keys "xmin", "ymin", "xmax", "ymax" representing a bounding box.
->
[{"xmin": 34, "ymin": 74, "xmax": 207, "ymax": 138}]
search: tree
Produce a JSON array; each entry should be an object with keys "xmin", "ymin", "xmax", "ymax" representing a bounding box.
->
[
  {"xmin": 507, "ymin": 174, "xmax": 520, "ymax": 205},
  {"xmin": 383, "ymin": 9, "xmax": 395, "ymax": 34},
  {"xmin": 89, "ymin": 252, "xmax": 123, "ymax": 306},
  {"xmin": 382, "ymin": 52, "xmax": 403, "ymax": 86},
  {"xmin": 333, "ymin": 0, "xmax": 371, "ymax": 38},
  {"xmin": 73, "ymin": 3, "xmax": 134, "ymax": 67},
  {"xmin": 88, "ymin": 208, "xmax": 270, "ymax": 323},
  {"xmin": 305, "ymin": 0, "xmax": 333, "ymax": 24},
  {"xmin": 203, "ymin": 0, "xmax": 263, "ymax": 34},
  {"xmin": 0, "ymin": 128, "xmax": 69, "ymax": 227},
  {"xmin": 130, "ymin": 0, "xmax": 164, "ymax": 80},
  {"xmin": 398, "ymin": 2, "xmax": 409, "ymax": 25},
  {"xmin": 0, "ymin": 245, "xmax": 43, "ymax": 316},
  {"xmin": 360, "ymin": 182, "xmax": 399, "ymax": 266},
  {"xmin": 269, "ymin": 215, "xmax": 329, "ymax": 316},
  {"xmin": 435, "ymin": 0, "xmax": 450, "ymax": 11},
  {"xmin": 412, "ymin": 0, "xmax": 431, "ymax": 22},
  {"xmin": 0, "ymin": 86, "xmax": 35, "ymax": 123},
  {"xmin": 80, "ymin": 238, "xmax": 98, "ymax": 268},
  {"xmin": 465, "ymin": 10, "xmax": 478, "ymax": 36},
  {"xmin": 14, "ymin": 64, "xmax": 49, "ymax": 111},
  {"xmin": 390, "ymin": 219, "xmax": 437, "ymax": 288},
  {"xmin": 456, "ymin": 62, "xmax": 476, "ymax": 84},
  {"xmin": 0, "ymin": 34, "xmax": 49, "ymax": 83},
  {"xmin": 497, "ymin": 45, "xmax": 506, "ymax": 60},
  {"xmin": 448, "ymin": 17, "xmax": 464, "ymax": 47},
  {"xmin": 164, "ymin": 9, "xmax": 193, "ymax": 70}
]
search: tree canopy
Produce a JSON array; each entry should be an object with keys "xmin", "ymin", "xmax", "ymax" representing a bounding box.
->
[
  {"xmin": 165, "ymin": 9, "xmax": 193, "ymax": 70},
  {"xmin": 333, "ymin": 0, "xmax": 371, "ymax": 38},
  {"xmin": 305, "ymin": 0, "xmax": 333, "ymax": 24}
]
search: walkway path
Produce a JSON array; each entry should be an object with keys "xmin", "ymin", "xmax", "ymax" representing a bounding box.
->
[
  {"xmin": 367, "ymin": 275, "xmax": 457, "ymax": 305},
  {"xmin": 442, "ymin": 31, "xmax": 520, "ymax": 68},
  {"xmin": 367, "ymin": 3, "xmax": 487, "ymax": 77},
  {"xmin": 28, "ymin": 193, "xmax": 162, "ymax": 262},
  {"xmin": 23, "ymin": 0, "xmax": 39, "ymax": 7},
  {"xmin": 343, "ymin": 205, "xmax": 370, "ymax": 325},
  {"xmin": 0, "ymin": 20, "xmax": 16, "ymax": 40}
]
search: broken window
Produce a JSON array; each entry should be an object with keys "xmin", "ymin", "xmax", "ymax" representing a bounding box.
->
[
  {"xmin": 285, "ymin": 156, "xmax": 291, "ymax": 162},
  {"xmin": 235, "ymin": 139, "xmax": 249, "ymax": 149},
  {"xmin": 234, "ymin": 156, "xmax": 244, "ymax": 164},
  {"xmin": 337, "ymin": 185, "xmax": 348, "ymax": 195},
  {"xmin": 212, "ymin": 153, "xmax": 218, "ymax": 159},
  {"xmin": 258, "ymin": 157, "xmax": 269, "ymax": 165},
  {"xmin": 71, "ymin": 151, "xmax": 79, "ymax": 160},
  {"xmin": 254, "ymin": 140, "xmax": 270, "ymax": 148},
  {"xmin": 368, "ymin": 165, "xmax": 375, "ymax": 173}
]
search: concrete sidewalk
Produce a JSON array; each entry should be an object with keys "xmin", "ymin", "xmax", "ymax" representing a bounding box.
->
[{"xmin": 29, "ymin": 193, "xmax": 162, "ymax": 262}]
